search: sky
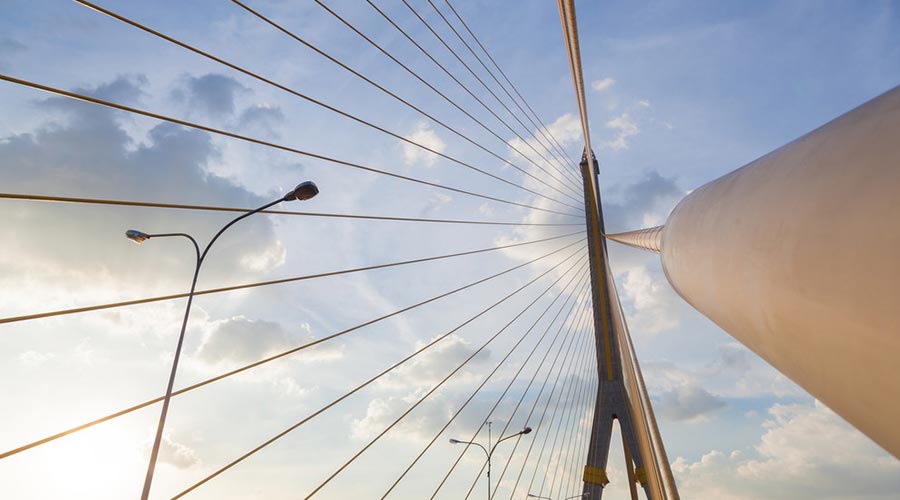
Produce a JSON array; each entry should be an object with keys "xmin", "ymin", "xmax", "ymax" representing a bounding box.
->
[{"xmin": 1, "ymin": 0, "xmax": 899, "ymax": 499}]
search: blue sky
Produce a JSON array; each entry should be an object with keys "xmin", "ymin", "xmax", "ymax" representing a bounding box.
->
[{"xmin": 1, "ymin": 0, "xmax": 899, "ymax": 499}]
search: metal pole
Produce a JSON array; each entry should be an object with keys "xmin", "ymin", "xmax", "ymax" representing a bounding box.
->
[
  {"xmin": 487, "ymin": 421, "xmax": 492, "ymax": 500},
  {"xmin": 137, "ymin": 188, "xmax": 311, "ymax": 499}
]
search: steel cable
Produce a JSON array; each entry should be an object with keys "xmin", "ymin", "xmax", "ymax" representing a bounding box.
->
[
  {"xmin": 501, "ymin": 305, "xmax": 593, "ymax": 498},
  {"xmin": 316, "ymin": 0, "xmax": 584, "ymax": 201},
  {"xmin": 74, "ymin": 0, "xmax": 581, "ymax": 212},
  {"xmin": 548, "ymin": 333, "xmax": 595, "ymax": 500},
  {"xmin": 441, "ymin": 0, "xmax": 580, "ymax": 176},
  {"xmin": 0, "ymin": 238, "xmax": 583, "ymax": 461},
  {"xmin": 0, "ymin": 73, "xmax": 583, "ymax": 219},
  {"xmin": 473, "ymin": 301, "xmax": 593, "ymax": 500},
  {"xmin": 0, "ymin": 231, "xmax": 583, "ymax": 325},
  {"xmin": 533, "ymin": 335, "xmax": 593, "ymax": 499},
  {"xmin": 0, "ymin": 192, "xmax": 581, "ymax": 228},
  {"xmin": 379, "ymin": 263, "xmax": 591, "ymax": 498},
  {"xmin": 480, "ymin": 299, "xmax": 594, "ymax": 500},
  {"xmin": 175, "ymin": 245, "xmax": 586, "ymax": 498},
  {"xmin": 399, "ymin": 0, "xmax": 583, "ymax": 196},
  {"xmin": 428, "ymin": 276, "xmax": 592, "ymax": 499},
  {"xmin": 423, "ymin": 0, "xmax": 582, "ymax": 187}
]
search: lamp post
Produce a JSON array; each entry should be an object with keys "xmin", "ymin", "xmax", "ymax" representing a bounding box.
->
[
  {"xmin": 450, "ymin": 422, "xmax": 532, "ymax": 500},
  {"xmin": 127, "ymin": 181, "xmax": 318, "ymax": 500}
]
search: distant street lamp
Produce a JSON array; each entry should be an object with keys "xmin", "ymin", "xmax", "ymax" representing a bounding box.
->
[
  {"xmin": 450, "ymin": 421, "xmax": 532, "ymax": 500},
  {"xmin": 128, "ymin": 181, "xmax": 318, "ymax": 500}
]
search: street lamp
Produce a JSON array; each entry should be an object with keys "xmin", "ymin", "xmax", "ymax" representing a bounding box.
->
[
  {"xmin": 128, "ymin": 180, "xmax": 318, "ymax": 500},
  {"xmin": 450, "ymin": 422, "xmax": 533, "ymax": 500}
]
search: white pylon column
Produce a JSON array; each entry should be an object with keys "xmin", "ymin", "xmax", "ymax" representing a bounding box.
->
[{"xmin": 655, "ymin": 85, "xmax": 900, "ymax": 459}]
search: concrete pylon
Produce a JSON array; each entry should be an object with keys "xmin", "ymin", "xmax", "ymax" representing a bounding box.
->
[{"xmin": 578, "ymin": 151, "xmax": 677, "ymax": 500}]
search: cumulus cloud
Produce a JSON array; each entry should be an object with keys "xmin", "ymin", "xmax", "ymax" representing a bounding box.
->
[
  {"xmin": 0, "ymin": 74, "xmax": 287, "ymax": 314},
  {"xmin": 195, "ymin": 316, "xmax": 343, "ymax": 366},
  {"xmin": 602, "ymin": 112, "xmax": 639, "ymax": 150},
  {"xmin": 591, "ymin": 78, "xmax": 616, "ymax": 92},
  {"xmin": 376, "ymin": 334, "xmax": 491, "ymax": 391},
  {"xmin": 421, "ymin": 192, "xmax": 453, "ymax": 216},
  {"xmin": 144, "ymin": 432, "xmax": 201, "ymax": 469},
  {"xmin": 705, "ymin": 343, "xmax": 802, "ymax": 398},
  {"xmin": 172, "ymin": 73, "xmax": 246, "ymax": 117},
  {"xmin": 402, "ymin": 122, "xmax": 446, "ymax": 167},
  {"xmin": 604, "ymin": 170, "xmax": 684, "ymax": 232},
  {"xmin": 654, "ymin": 383, "xmax": 726, "ymax": 423},
  {"xmin": 238, "ymin": 103, "xmax": 285, "ymax": 138},
  {"xmin": 620, "ymin": 265, "xmax": 680, "ymax": 334},
  {"xmin": 494, "ymin": 113, "xmax": 584, "ymax": 269},
  {"xmin": 672, "ymin": 401, "xmax": 900, "ymax": 499},
  {"xmin": 352, "ymin": 393, "xmax": 454, "ymax": 442}
]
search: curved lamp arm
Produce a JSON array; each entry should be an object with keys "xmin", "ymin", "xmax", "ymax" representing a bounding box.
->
[{"xmin": 126, "ymin": 180, "xmax": 318, "ymax": 500}]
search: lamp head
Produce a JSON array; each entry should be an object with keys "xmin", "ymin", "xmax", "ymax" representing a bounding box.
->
[
  {"xmin": 125, "ymin": 229, "xmax": 151, "ymax": 244},
  {"xmin": 521, "ymin": 426, "xmax": 532, "ymax": 435},
  {"xmin": 449, "ymin": 438, "xmax": 461, "ymax": 444},
  {"xmin": 284, "ymin": 181, "xmax": 319, "ymax": 201}
]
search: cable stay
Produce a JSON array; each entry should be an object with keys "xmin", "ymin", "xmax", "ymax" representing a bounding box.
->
[
  {"xmin": 317, "ymin": 0, "xmax": 584, "ymax": 201},
  {"xmin": 501, "ymin": 305, "xmax": 593, "ymax": 497},
  {"xmin": 379, "ymin": 263, "xmax": 591, "ymax": 498},
  {"xmin": 483, "ymin": 303, "xmax": 593, "ymax": 499},
  {"xmin": 430, "ymin": 280, "xmax": 592, "ymax": 499},
  {"xmin": 299, "ymin": 250, "xmax": 587, "ymax": 499},
  {"xmin": 396, "ymin": 0, "xmax": 583, "ymax": 195},
  {"xmin": 441, "ymin": 0, "xmax": 579, "ymax": 178},
  {"xmin": 232, "ymin": 0, "xmax": 584, "ymax": 206},
  {"xmin": 554, "ymin": 355, "xmax": 597, "ymax": 500},
  {"xmin": 0, "ymin": 73, "xmax": 583, "ymax": 219},
  {"xmin": 516, "ymin": 330, "xmax": 593, "ymax": 500},
  {"xmin": 0, "ymin": 192, "xmax": 583, "ymax": 227},
  {"xmin": 74, "ymin": 0, "xmax": 582, "ymax": 212},
  {"xmin": 355, "ymin": 0, "xmax": 582, "ymax": 195},
  {"xmin": 174, "ymin": 246, "xmax": 586, "ymax": 499},
  {"xmin": 386, "ymin": 272, "xmax": 589, "ymax": 499},
  {"xmin": 422, "ymin": 0, "xmax": 583, "ymax": 187},
  {"xmin": 0, "ymin": 238, "xmax": 583, "ymax": 461},
  {"xmin": 0, "ymin": 231, "xmax": 582, "ymax": 325},
  {"xmin": 537, "ymin": 330, "xmax": 595, "ymax": 499}
]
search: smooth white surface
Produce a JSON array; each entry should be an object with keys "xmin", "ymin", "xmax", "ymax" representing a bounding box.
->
[{"xmin": 661, "ymin": 86, "xmax": 900, "ymax": 458}]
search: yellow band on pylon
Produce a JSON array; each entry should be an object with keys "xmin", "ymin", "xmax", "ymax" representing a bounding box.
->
[
  {"xmin": 634, "ymin": 466, "xmax": 647, "ymax": 484},
  {"xmin": 583, "ymin": 465, "xmax": 609, "ymax": 486}
]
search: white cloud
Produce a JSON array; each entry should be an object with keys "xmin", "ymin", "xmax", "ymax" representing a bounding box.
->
[
  {"xmin": 351, "ymin": 393, "xmax": 453, "ymax": 442},
  {"xmin": 621, "ymin": 265, "xmax": 680, "ymax": 335},
  {"xmin": 654, "ymin": 383, "xmax": 726, "ymax": 423},
  {"xmin": 239, "ymin": 239, "xmax": 286, "ymax": 272},
  {"xmin": 672, "ymin": 401, "xmax": 900, "ymax": 499},
  {"xmin": 172, "ymin": 73, "xmax": 246, "ymax": 118},
  {"xmin": 0, "ymin": 74, "xmax": 287, "ymax": 309},
  {"xmin": 591, "ymin": 78, "xmax": 616, "ymax": 92},
  {"xmin": 195, "ymin": 316, "xmax": 343, "ymax": 366},
  {"xmin": 402, "ymin": 122, "xmax": 446, "ymax": 167},
  {"xmin": 644, "ymin": 344, "xmax": 804, "ymax": 406},
  {"xmin": 638, "ymin": 99, "xmax": 652, "ymax": 108},
  {"xmin": 144, "ymin": 432, "xmax": 201, "ymax": 469},
  {"xmin": 376, "ymin": 334, "xmax": 490, "ymax": 392},
  {"xmin": 18, "ymin": 350, "xmax": 55, "ymax": 366},
  {"xmin": 603, "ymin": 112, "xmax": 640, "ymax": 150}
]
